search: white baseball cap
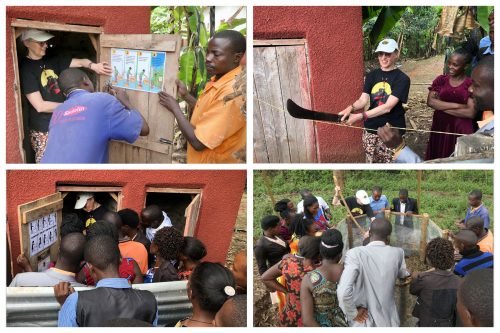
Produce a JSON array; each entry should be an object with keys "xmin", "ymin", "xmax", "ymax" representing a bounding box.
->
[
  {"xmin": 21, "ymin": 29, "xmax": 54, "ymax": 42},
  {"xmin": 374, "ymin": 38, "xmax": 399, "ymax": 53},
  {"xmin": 355, "ymin": 190, "xmax": 370, "ymax": 205},
  {"xmin": 74, "ymin": 192, "xmax": 93, "ymax": 209}
]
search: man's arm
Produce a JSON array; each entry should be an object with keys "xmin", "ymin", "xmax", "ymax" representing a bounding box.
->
[
  {"xmin": 337, "ymin": 251, "xmax": 362, "ymax": 321},
  {"xmin": 377, "ymin": 125, "xmax": 423, "ymax": 163},
  {"xmin": 176, "ymin": 79, "xmax": 197, "ymax": 109},
  {"xmin": 113, "ymin": 89, "xmax": 149, "ymax": 136},
  {"xmin": 56, "ymin": 288, "xmax": 78, "ymax": 327},
  {"xmin": 158, "ymin": 91, "xmax": 206, "ymax": 151}
]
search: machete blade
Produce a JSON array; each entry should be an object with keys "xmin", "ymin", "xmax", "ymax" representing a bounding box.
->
[{"xmin": 286, "ymin": 99, "xmax": 342, "ymax": 123}]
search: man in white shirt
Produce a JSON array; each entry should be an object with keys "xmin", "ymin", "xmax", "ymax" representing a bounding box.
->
[
  {"xmin": 140, "ymin": 205, "xmax": 173, "ymax": 242},
  {"xmin": 296, "ymin": 189, "xmax": 332, "ymax": 220}
]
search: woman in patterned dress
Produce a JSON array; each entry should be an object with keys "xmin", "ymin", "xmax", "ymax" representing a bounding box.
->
[
  {"xmin": 300, "ymin": 229, "xmax": 347, "ymax": 327},
  {"xmin": 261, "ymin": 235, "xmax": 321, "ymax": 326}
]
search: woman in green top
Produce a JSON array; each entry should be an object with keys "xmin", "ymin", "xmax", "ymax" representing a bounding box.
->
[{"xmin": 300, "ymin": 229, "xmax": 348, "ymax": 327}]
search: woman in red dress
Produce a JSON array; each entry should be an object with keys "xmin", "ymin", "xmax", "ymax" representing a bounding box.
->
[
  {"xmin": 261, "ymin": 235, "xmax": 321, "ymax": 327},
  {"xmin": 425, "ymin": 48, "xmax": 476, "ymax": 160}
]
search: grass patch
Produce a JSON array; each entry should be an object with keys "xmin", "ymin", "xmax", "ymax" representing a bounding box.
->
[{"xmin": 254, "ymin": 170, "xmax": 493, "ymax": 238}]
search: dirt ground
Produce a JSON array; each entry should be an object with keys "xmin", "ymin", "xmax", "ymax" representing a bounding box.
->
[
  {"xmin": 402, "ymin": 56, "xmax": 445, "ymax": 158},
  {"xmin": 253, "ymin": 250, "xmax": 430, "ymax": 327},
  {"xmin": 226, "ymin": 193, "xmax": 247, "ymax": 266}
]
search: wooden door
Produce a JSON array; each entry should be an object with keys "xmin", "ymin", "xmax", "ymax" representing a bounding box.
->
[
  {"xmin": 183, "ymin": 194, "xmax": 202, "ymax": 236},
  {"xmin": 99, "ymin": 34, "xmax": 182, "ymax": 163},
  {"xmin": 17, "ymin": 193, "xmax": 63, "ymax": 272},
  {"xmin": 253, "ymin": 39, "xmax": 317, "ymax": 163}
]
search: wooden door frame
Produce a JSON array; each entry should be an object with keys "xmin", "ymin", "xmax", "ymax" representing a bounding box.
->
[
  {"xmin": 10, "ymin": 19, "xmax": 103, "ymax": 163},
  {"xmin": 56, "ymin": 185, "xmax": 124, "ymax": 210},
  {"xmin": 253, "ymin": 39, "xmax": 316, "ymax": 163},
  {"xmin": 144, "ymin": 187, "xmax": 203, "ymax": 236}
]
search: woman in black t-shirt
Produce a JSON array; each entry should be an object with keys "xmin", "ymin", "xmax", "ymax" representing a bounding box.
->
[
  {"xmin": 339, "ymin": 38, "xmax": 410, "ymax": 163},
  {"xmin": 19, "ymin": 29, "xmax": 112, "ymax": 162}
]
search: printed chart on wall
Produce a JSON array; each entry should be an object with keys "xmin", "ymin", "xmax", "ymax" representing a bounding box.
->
[
  {"xmin": 28, "ymin": 212, "xmax": 57, "ymax": 257},
  {"xmin": 111, "ymin": 48, "xmax": 166, "ymax": 93}
]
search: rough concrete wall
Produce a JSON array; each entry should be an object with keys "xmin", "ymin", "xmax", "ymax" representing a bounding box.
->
[
  {"xmin": 254, "ymin": 6, "xmax": 365, "ymax": 162},
  {"xmin": 7, "ymin": 170, "xmax": 246, "ymax": 275},
  {"xmin": 5, "ymin": 6, "xmax": 151, "ymax": 163}
]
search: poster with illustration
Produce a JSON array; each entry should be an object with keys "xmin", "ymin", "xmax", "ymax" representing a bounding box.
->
[
  {"xmin": 110, "ymin": 48, "xmax": 125, "ymax": 85},
  {"xmin": 29, "ymin": 212, "xmax": 57, "ymax": 257},
  {"xmin": 110, "ymin": 48, "xmax": 166, "ymax": 93},
  {"xmin": 149, "ymin": 51, "xmax": 166, "ymax": 92},
  {"xmin": 136, "ymin": 50, "xmax": 152, "ymax": 92}
]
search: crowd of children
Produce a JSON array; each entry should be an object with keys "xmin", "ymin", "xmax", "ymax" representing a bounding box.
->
[
  {"xmin": 10, "ymin": 203, "xmax": 247, "ymax": 327},
  {"xmin": 255, "ymin": 188, "xmax": 494, "ymax": 327}
]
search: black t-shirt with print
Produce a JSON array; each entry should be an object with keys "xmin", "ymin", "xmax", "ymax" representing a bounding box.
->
[
  {"xmin": 79, "ymin": 205, "xmax": 110, "ymax": 231},
  {"xmin": 342, "ymin": 196, "xmax": 375, "ymax": 218},
  {"xmin": 363, "ymin": 68, "xmax": 410, "ymax": 134},
  {"xmin": 19, "ymin": 54, "xmax": 72, "ymax": 132}
]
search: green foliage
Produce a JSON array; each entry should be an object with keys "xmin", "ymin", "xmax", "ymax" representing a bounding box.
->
[
  {"xmin": 477, "ymin": 6, "xmax": 494, "ymax": 32},
  {"xmin": 151, "ymin": 6, "xmax": 247, "ymax": 107},
  {"xmin": 368, "ymin": 6, "xmax": 407, "ymax": 45},
  {"xmin": 253, "ymin": 170, "xmax": 493, "ymax": 238}
]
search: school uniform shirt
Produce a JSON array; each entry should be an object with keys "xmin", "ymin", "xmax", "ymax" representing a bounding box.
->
[
  {"xmin": 465, "ymin": 204, "xmax": 490, "ymax": 229},
  {"xmin": 342, "ymin": 196, "xmax": 375, "ymax": 218},
  {"xmin": 337, "ymin": 241, "xmax": 409, "ymax": 327},
  {"xmin": 409, "ymin": 269, "xmax": 461, "ymax": 327},
  {"xmin": 363, "ymin": 68, "xmax": 410, "ymax": 134},
  {"xmin": 9, "ymin": 267, "xmax": 84, "ymax": 287},
  {"xmin": 254, "ymin": 235, "xmax": 290, "ymax": 275},
  {"xmin": 41, "ymin": 90, "xmax": 143, "ymax": 163},
  {"xmin": 188, "ymin": 66, "xmax": 246, "ymax": 163},
  {"xmin": 454, "ymin": 246, "xmax": 493, "ymax": 277},
  {"xmin": 145, "ymin": 211, "xmax": 173, "ymax": 242},
  {"xmin": 19, "ymin": 54, "xmax": 72, "ymax": 132},
  {"xmin": 477, "ymin": 230, "xmax": 494, "ymax": 254}
]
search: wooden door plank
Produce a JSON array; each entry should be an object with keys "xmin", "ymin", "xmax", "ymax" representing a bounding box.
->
[
  {"xmin": 11, "ymin": 19, "xmax": 102, "ymax": 34},
  {"xmin": 252, "ymin": 80, "xmax": 269, "ymax": 163},
  {"xmin": 276, "ymin": 45, "xmax": 304, "ymax": 163},
  {"xmin": 100, "ymin": 34, "xmax": 177, "ymax": 52},
  {"xmin": 184, "ymin": 194, "xmax": 202, "ymax": 236},
  {"xmin": 253, "ymin": 47, "xmax": 290, "ymax": 163},
  {"xmin": 297, "ymin": 44, "xmax": 317, "ymax": 162}
]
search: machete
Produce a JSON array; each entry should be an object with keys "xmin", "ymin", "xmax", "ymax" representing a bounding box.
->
[{"xmin": 286, "ymin": 99, "xmax": 342, "ymax": 123}]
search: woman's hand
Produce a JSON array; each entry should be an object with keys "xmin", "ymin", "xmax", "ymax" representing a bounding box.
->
[
  {"xmin": 339, "ymin": 105, "xmax": 353, "ymax": 122},
  {"xmin": 345, "ymin": 113, "xmax": 362, "ymax": 126},
  {"xmin": 91, "ymin": 62, "xmax": 112, "ymax": 76}
]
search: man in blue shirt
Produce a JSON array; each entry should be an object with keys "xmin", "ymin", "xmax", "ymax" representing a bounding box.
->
[
  {"xmin": 41, "ymin": 68, "xmax": 149, "ymax": 163},
  {"xmin": 369, "ymin": 186, "xmax": 389, "ymax": 219},
  {"xmin": 54, "ymin": 235, "xmax": 158, "ymax": 327},
  {"xmin": 461, "ymin": 189, "xmax": 491, "ymax": 230}
]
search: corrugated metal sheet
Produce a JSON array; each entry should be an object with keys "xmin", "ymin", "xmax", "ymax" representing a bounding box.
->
[{"xmin": 7, "ymin": 281, "xmax": 192, "ymax": 327}]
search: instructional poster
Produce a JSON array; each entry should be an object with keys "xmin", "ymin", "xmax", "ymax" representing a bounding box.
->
[
  {"xmin": 28, "ymin": 212, "xmax": 57, "ymax": 257},
  {"xmin": 111, "ymin": 48, "xmax": 166, "ymax": 93}
]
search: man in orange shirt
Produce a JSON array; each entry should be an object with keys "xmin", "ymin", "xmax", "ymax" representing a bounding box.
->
[
  {"xmin": 103, "ymin": 211, "xmax": 148, "ymax": 274},
  {"xmin": 466, "ymin": 216, "xmax": 494, "ymax": 253},
  {"xmin": 158, "ymin": 30, "xmax": 246, "ymax": 163}
]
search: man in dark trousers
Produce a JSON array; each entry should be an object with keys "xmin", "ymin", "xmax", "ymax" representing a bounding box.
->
[{"xmin": 54, "ymin": 235, "xmax": 158, "ymax": 327}]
